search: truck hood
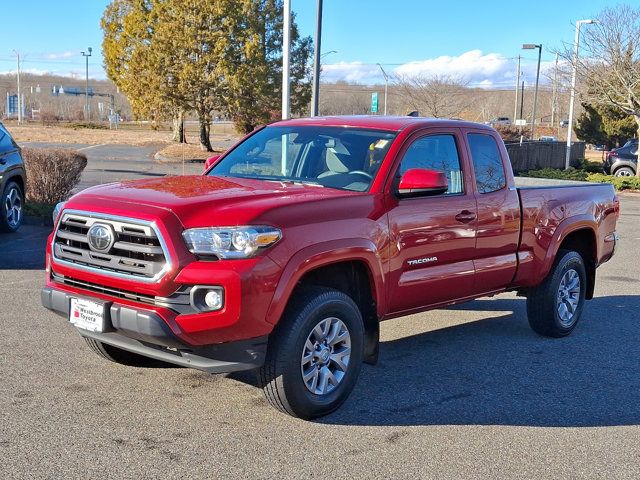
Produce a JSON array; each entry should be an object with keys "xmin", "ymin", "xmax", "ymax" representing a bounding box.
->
[{"xmin": 70, "ymin": 175, "xmax": 360, "ymax": 228}]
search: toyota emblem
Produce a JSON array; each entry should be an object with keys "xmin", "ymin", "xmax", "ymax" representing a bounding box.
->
[{"xmin": 87, "ymin": 223, "xmax": 115, "ymax": 253}]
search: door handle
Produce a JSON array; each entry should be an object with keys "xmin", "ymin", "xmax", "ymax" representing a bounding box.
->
[{"xmin": 455, "ymin": 210, "xmax": 476, "ymax": 224}]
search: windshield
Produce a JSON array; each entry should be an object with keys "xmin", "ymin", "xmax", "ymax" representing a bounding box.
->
[{"xmin": 208, "ymin": 126, "xmax": 397, "ymax": 192}]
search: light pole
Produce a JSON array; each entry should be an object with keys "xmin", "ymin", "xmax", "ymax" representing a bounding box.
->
[
  {"xmin": 565, "ymin": 19, "xmax": 597, "ymax": 169},
  {"xmin": 513, "ymin": 55, "xmax": 521, "ymax": 123},
  {"xmin": 282, "ymin": 0, "xmax": 291, "ymax": 120},
  {"xmin": 310, "ymin": 50, "xmax": 337, "ymax": 116},
  {"xmin": 310, "ymin": 0, "xmax": 323, "ymax": 117},
  {"xmin": 12, "ymin": 50, "xmax": 21, "ymax": 124},
  {"xmin": 377, "ymin": 63, "xmax": 389, "ymax": 115},
  {"xmin": 522, "ymin": 43, "xmax": 542, "ymax": 140},
  {"xmin": 81, "ymin": 47, "xmax": 92, "ymax": 120}
]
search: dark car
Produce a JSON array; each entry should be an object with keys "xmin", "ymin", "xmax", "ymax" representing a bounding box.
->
[
  {"xmin": 603, "ymin": 138, "xmax": 638, "ymax": 177},
  {"xmin": 0, "ymin": 122, "xmax": 26, "ymax": 232}
]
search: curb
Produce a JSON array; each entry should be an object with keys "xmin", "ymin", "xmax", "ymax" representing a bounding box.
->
[{"xmin": 154, "ymin": 152, "xmax": 206, "ymax": 164}]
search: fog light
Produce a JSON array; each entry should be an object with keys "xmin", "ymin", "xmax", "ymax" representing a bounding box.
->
[
  {"xmin": 190, "ymin": 286, "xmax": 225, "ymax": 312},
  {"xmin": 204, "ymin": 290, "xmax": 223, "ymax": 310}
]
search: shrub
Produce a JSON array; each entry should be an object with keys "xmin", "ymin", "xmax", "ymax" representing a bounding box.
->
[
  {"xmin": 576, "ymin": 159, "xmax": 604, "ymax": 173},
  {"xmin": 495, "ymin": 125, "xmax": 529, "ymax": 142},
  {"xmin": 519, "ymin": 167, "xmax": 589, "ymax": 181},
  {"xmin": 64, "ymin": 122, "xmax": 109, "ymax": 130},
  {"xmin": 587, "ymin": 173, "xmax": 640, "ymax": 191},
  {"xmin": 22, "ymin": 148, "xmax": 88, "ymax": 204}
]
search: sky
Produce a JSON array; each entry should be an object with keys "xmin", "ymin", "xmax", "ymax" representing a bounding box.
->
[{"xmin": 0, "ymin": 0, "xmax": 618, "ymax": 88}]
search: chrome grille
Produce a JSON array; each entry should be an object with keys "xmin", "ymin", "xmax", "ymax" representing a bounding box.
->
[{"xmin": 53, "ymin": 211, "xmax": 170, "ymax": 282}]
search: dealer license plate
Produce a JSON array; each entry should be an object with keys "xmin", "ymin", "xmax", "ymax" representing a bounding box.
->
[{"xmin": 69, "ymin": 298, "xmax": 105, "ymax": 333}]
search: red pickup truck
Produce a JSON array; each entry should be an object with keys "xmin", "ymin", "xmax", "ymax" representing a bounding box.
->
[{"xmin": 42, "ymin": 116, "xmax": 619, "ymax": 419}]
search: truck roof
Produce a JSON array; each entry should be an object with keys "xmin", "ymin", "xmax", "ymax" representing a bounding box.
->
[{"xmin": 274, "ymin": 115, "xmax": 494, "ymax": 132}]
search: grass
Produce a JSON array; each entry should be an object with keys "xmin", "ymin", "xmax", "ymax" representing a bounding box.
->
[
  {"xmin": 156, "ymin": 143, "xmax": 225, "ymax": 162},
  {"xmin": 5, "ymin": 121, "xmax": 239, "ymax": 147}
]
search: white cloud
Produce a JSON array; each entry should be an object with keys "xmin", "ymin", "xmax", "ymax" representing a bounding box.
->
[
  {"xmin": 46, "ymin": 51, "xmax": 76, "ymax": 60},
  {"xmin": 322, "ymin": 61, "xmax": 381, "ymax": 83},
  {"xmin": 322, "ymin": 50, "xmax": 558, "ymax": 88}
]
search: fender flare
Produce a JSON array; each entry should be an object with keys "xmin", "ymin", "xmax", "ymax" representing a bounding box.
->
[
  {"xmin": 538, "ymin": 214, "xmax": 598, "ymax": 280},
  {"xmin": 265, "ymin": 238, "xmax": 386, "ymax": 326}
]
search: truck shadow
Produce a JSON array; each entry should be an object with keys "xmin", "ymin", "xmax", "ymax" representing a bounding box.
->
[{"xmin": 322, "ymin": 295, "xmax": 640, "ymax": 427}]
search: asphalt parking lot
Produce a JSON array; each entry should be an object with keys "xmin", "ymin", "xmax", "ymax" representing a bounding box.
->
[{"xmin": 1, "ymin": 187, "xmax": 639, "ymax": 478}]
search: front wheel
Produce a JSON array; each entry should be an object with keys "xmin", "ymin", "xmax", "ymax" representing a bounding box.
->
[
  {"xmin": 258, "ymin": 287, "xmax": 364, "ymax": 419},
  {"xmin": 526, "ymin": 250, "xmax": 587, "ymax": 337},
  {"xmin": 0, "ymin": 181, "xmax": 23, "ymax": 233}
]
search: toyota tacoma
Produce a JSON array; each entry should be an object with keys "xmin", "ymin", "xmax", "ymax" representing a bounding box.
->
[{"xmin": 42, "ymin": 116, "xmax": 620, "ymax": 419}]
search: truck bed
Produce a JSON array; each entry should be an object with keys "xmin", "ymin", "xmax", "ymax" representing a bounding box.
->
[{"xmin": 513, "ymin": 182, "xmax": 618, "ymax": 288}]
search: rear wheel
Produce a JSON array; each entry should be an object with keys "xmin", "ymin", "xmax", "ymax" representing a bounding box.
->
[
  {"xmin": 258, "ymin": 287, "xmax": 364, "ymax": 419},
  {"xmin": 614, "ymin": 166, "xmax": 635, "ymax": 177},
  {"xmin": 526, "ymin": 250, "xmax": 587, "ymax": 337},
  {"xmin": 84, "ymin": 338, "xmax": 171, "ymax": 367},
  {"xmin": 0, "ymin": 181, "xmax": 23, "ymax": 233}
]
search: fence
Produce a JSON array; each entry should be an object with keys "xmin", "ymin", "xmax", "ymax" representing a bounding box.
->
[{"xmin": 505, "ymin": 141, "xmax": 586, "ymax": 173}]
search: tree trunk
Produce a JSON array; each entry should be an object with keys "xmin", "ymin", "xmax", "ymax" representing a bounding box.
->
[
  {"xmin": 198, "ymin": 114, "xmax": 213, "ymax": 152},
  {"xmin": 171, "ymin": 110, "xmax": 186, "ymax": 143}
]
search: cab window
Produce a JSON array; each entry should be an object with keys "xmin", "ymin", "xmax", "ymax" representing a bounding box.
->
[
  {"xmin": 398, "ymin": 134, "xmax": 463, "ymax": 194},
  {"xmin": 467, "ymin": 133, "xmax": 506, "ymax": 194}
]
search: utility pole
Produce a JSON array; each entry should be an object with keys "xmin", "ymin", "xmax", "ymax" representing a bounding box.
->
[
  {"xmin": 13, "ymin": 51, "xmax": 22, "ymax": 124},
  {"xmin": 513, "ymin": 55, "xmax": 521, "ymax": 122},
  {"xmin": 551, "ymin": 52, "xmax": 559, "ymax": 130},
  {"xmin": 519, "ymin": 80, "xmax": 525, "ymax": 134},
  {"xmin": 81, "ymin": 47, "xmax": 92, "ymax": 121},
  {"xmin": 310, "ymin": 0, "xmax": 323, "ymax": 117},
  {"xmin": 565, "ymin": 20, "xmax": 597, "ymax": 169},
  {"xmin": 377, "ymin": 64, "xmax": 389, "ymax": 115}
]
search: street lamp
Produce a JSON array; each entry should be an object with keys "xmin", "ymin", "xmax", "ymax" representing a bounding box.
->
[
  {"xmin": 565, "ymin": 19, "xmax": 597, "ymax": 169},
  {"xmin": 377, "ymin": 63, "xmax": 389, "ymax": 115},
  {"xmin": 12, "ymin": 50, "xmax": 21, "ymax": 124},
  {"xmin": 310, "ymin": 0, "xmax": 323, "ymax": 117},
  {"xmin": 522, "ymin": 43, "xmax": 542, "ymax": 140},
  {"xmin": 81, "ymin": 47, "xmax": 92, "ymax": 120}
]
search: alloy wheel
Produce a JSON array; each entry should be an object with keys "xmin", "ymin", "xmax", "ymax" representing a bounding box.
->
[{"xmin": 300, "ymin": 317, "xmax": 351, "ymax": 395}]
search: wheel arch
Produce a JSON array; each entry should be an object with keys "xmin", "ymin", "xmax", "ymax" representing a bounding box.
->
[
  {"xmin": 556, "ymin": 227, "xmax": 597, "ymax": 299},
  {"xmin": 266, "ymin": 240, "xmax": 385, "ymax": 364}
]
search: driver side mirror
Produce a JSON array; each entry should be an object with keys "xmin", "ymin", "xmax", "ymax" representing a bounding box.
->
[
  {"xmin": 204, "ymin": 154, "xmax": 221, "ymax": 172},
  {"xmin": 397, "ymin": 168, "xmax": 448, "ymax": 198}
]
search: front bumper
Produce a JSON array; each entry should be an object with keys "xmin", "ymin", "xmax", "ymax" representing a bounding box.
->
[{"xmin": 41, "ymin": 286, "xmax": 267, "ymax": 373}]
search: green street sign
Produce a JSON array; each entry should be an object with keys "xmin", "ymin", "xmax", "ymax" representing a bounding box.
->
[{"xmin": 371, "ymin": 92, "xmax": 379, "ymax": 113}]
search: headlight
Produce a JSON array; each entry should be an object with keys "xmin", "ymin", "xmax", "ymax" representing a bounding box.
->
[
  {"xmin": 182, "ymin": 226, "xmax": 281, "ymax": 259},
  {"xmin": 52, "ymin": 201, "xmax": 66, "ymax": 225}
]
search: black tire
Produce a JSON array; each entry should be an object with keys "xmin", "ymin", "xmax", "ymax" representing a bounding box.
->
[
  {"xmin": 84, "ymin": 337, "xmax": 172, "ymax": 367},
  {"xmin": 258, "ymin": 286, "xmax": 364, "ymax": 419},
  {"xmin": 0, "ymin": 181, "xmax": 23, "ymax": 233},
  {"xmin": 613, "ymin": 166, "xmax": 635, "ymax": 177},
  {"xmin": 526, "ymin": 250, "xmax": 587, "ymax": 337}
]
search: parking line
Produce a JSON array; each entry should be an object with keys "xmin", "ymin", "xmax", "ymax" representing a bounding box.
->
[{"xmin": 77, "ymin": 143, "xmax": 108, "ymax": 151}]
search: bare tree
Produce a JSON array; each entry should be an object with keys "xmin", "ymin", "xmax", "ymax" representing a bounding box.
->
[
  {"xmin": 568, "ymin": 5, "xmax": 640, "ymax": 176},
  {"xmin": 394, "ymin": 74, "xmax": 470, "ymax": 118}
]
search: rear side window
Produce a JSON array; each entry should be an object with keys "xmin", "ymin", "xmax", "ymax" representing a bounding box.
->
[
  {"xmin": 0, "ymin": 125, "xmax": 16, "ymax": 150},
  {"xmin": 399, "ymin": 134, "xmax": 463, "ymax": 194},
  {"xmin": 467, "ymin": 133, "xmax": 506, "ymax": 193}
]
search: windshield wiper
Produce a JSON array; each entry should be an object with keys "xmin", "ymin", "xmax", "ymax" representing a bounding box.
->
[{"xmin": 225, "ymin": 175, "xmax": 325, "ymax": 187}]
